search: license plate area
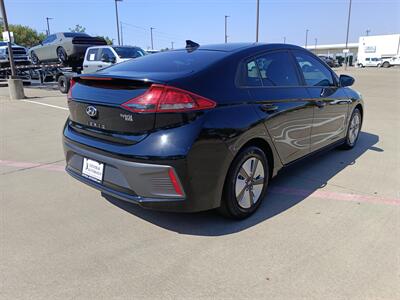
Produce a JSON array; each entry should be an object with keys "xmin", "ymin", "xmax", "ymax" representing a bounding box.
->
[{"xmin": 82, "ymin": 157, "xmax": 104, "ymax": 183}]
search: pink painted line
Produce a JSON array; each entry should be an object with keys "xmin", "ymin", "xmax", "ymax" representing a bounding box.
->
[
  {"xmin": 0, "ymin": 160, "xmax": 65, "ymax": 172},
  {"xmin": 1, "ymin": 160, "xmax": 399, "ymax": 207}
]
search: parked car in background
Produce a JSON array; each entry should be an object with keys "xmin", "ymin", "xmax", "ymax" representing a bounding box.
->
[
  {"xmin": 64, "ymin": 42, "xmax": 363, "ymax": 219},
  {"xmin": 380, "ymin": 56, "xmax": 400, "ymax": 68},
  {"xmin": 82, "ymin": 46, "xmax": 146, "ymax": 73},
  {"xmin": 0, "ymin": 42, "xmax": 30, "ymax": 67},
  {"xmin": 28, "ymin": 32, "xmax": 107, "ymax": 67},
  {"xmin": 357, "ymin": 57, "xmax": 382, "ymax": 68},
  {"xmin": 318, "ymin": 55, "xmax": 339, "ymax": 68}
]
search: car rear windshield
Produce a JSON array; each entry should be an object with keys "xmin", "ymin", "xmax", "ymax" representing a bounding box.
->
[
  {"xmin": 103, "ymin": 50, "xmax": 226, "ymax": 73},
  {"xmin": 113, "ymin": 47, "xmax": 146, "ymax": 59},
  {"xmin": 64, "ymin": 33, "xmax": 90, "ymax": 38}
]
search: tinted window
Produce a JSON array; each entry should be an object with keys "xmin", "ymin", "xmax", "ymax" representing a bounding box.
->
[
  {"xmin": 256, "ymin": 51, "xmax": 299, "ymax": 86},
  {"xmin": 244, "ymin": 60, "xmax": 262, "ymax": 86},
  {"xmin": 294, "ymin": 51, "xmax": 334, "ymax": 86},
  {"xmin": 242, "ymin": 51, "xmax": 299, "ymax": 87},
  {"xmin": 113, "ymin": 47, "xmax": 145, "ymax": 59},
  {"xmin": 103, "ymin": 50, "xmax": 226, "ymax": 73},
  {"xmin": 63, "ymin": 33, "xmax": 90, "ymax": 38},
  {"xmin": 100, "ymin": 48, "xmax": 115, "ymax": 60},
  {"xmin": 86, "ymin": 48, "xmax": 99, "ymax": 61},
  {"xmin": 43, "ymin": 34, "xmax": 56, "ymax": 44}
]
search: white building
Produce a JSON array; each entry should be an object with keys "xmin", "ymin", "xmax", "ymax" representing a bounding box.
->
[{"xmin": 305, "ymin": 33, "xmax": 400, "ymax": 66}]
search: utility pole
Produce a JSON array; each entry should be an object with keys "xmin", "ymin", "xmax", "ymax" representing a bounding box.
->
[
  {"xmin": 255, "ymin": 0, "xmax": 260, "ymax": 42},
  {"xmin": 45, "ymin": 17, "xmax": 53, "ymax": 35},
  {"xmin": 366, "ymin": 29, "xmax": 370, "ymax": 36},
  {"xmin": 344, "ymin": 0, "xmax": 352, "ymax": 70},
  {"xmin": 114, "ymin": 0, "xmax": 122, "ymax": 45},
  {"xmin": 171, "ymin": 41, "xmax": 174, "ymax": 50},
  {"xmin": 150, "ymin": 27, "xmax": 155, "ymax": 50},
  {"xmin": 120, "ymin": 21, "xmax": 123, "ymax": 45},
  {"xmin": 283, "ymin": 36, "xmax": 286, "ymax": 44},
  {"xmin": 0, "ymin": 0, "xmax": 25, "ymax": 99},
  {"xmin": 314, "ymin": 38, "xmax": 318, "ymax": 51},
  {"xmin": 224, "ymin": 15, "xmax": 229, "ymax": 43},
  {"xmin": 305, "ymin": 29, "xmax": 309, "ymax": 48}
]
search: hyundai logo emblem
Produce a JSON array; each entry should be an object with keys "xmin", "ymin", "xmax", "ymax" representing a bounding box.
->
[{"xmin": 86, "ymin": 106, "xmax": 98, "ymax": 118}]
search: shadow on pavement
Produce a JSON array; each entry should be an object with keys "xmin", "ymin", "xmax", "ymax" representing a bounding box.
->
[{"xmin": 105, "ymin": 131, "xmax": 381, "ymax": 236}]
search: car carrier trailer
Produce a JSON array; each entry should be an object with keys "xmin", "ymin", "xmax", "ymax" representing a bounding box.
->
[{"xmin": 0, "ymin": 63, "xmax": 81, "ymax": 93}]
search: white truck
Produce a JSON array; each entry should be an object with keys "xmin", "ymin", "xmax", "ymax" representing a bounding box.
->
[{"xmin": 82, "ymin": 45, "xmax": 146, "ymax": 73}]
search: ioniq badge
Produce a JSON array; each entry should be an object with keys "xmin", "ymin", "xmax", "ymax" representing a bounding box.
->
[{"xmin": 86, "ymin": 106, "xmax": 98, "ymax": 118}]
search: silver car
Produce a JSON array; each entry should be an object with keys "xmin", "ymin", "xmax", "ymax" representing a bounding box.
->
[{"xmin": 28, "ymin": 32, "xmax": 107, "ymax": 66}]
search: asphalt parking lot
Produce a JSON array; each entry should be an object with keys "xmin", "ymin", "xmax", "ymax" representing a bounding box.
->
[{"xmin": 1, "ymin": 67, "xmax": 399, "ymax": 299}]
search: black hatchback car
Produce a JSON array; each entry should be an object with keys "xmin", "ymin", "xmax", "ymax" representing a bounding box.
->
[{"xmin": 63, "ymin": 42, "xmax": 363, "ymax": 219}]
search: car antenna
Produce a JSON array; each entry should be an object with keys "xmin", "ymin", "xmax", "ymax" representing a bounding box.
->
[{"xmin": 186, "ymin": 40, "xmax": 199, "ymax": 52}]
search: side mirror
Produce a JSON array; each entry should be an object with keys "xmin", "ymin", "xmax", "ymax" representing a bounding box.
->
[
  {"xmin": 39, "ymin": 41, "xmax": 43, "ymax": 45},
  {"xmin": 339, "ymin": 74, "xmax": 355, "ymax": 87},
  {"xmin": 110, "ymin": 56, "xmax": 116, "ymax": 64}
]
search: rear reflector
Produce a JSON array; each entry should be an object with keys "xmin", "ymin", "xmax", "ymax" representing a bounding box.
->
[
  {"xmin": 168, "ymin": 168, "xmax": 184, "ymax": 196},
  {"xmin": 121, "ymin": 84, "xmax": 216, "ymax": 113}
]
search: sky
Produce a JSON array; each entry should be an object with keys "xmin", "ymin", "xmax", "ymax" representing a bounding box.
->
[{"xmin": 6, "ymin": 0, "xmax": 400, "ymax": 50}]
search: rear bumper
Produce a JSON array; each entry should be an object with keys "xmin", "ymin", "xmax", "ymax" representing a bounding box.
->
[{"xmin": 63, "ymin": 138, "xmax": 190, "ymax": 211}]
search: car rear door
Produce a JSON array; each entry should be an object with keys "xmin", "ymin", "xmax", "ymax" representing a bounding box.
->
[
  {"xmin": 245, "ymin": 50, "xmax": 313, "ymax": 164},
  {"xmin": 292, "ymin": 50, "xmax": 350, "ymax": 152},
  {"xmin": 83, "ymin": 48, "xmax": 101, "ymax": 73}
]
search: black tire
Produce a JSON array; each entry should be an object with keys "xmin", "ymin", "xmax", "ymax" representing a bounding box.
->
[
  {"xmin": 382, "ymin": 61, "xmax": 390, "ymax": 68},
  {"xmin": 57, "ymin": 47, "xmax": 68, "ymax": 64},
  {"xmin": 358, "ymin": 63, "xmax": 364, "ymax": 68},
  {"xmin": 58, "ymin": 75, "xmax": 70, "ymax": 94},
  {"xmin": 341, "ymin": 108, "xmax": 362, "ymax": 150},
  {"xmin": 219, "ymin": 146, "xmax": 269, "ymax": 219},
  {"xmin": 30, "ymin": 51, "xmax": 40, "ymax": 65}
]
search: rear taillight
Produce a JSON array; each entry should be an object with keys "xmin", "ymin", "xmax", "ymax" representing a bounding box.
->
[
  {"xmin": 67, "ymin": 78, "xmax": 76, "ymax": 100},
  {"xmin": 121, "ymin": 84, "xmax": 216, "ymax": 113}
]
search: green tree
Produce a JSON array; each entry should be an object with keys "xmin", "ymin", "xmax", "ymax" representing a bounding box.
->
[
  {"xmin": 69, "ymin": 24, "xmax": 86, "ymax": 33},
  {"xmin": 0, "ymin": 24, "xmax": 45, "ymax": 47}
]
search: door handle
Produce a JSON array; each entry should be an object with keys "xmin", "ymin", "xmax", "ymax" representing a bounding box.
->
[
  {"xmin": 260, "ymin": 104, "xmax": 278, "ymax": 112},
  {"xmin": 83, "ymin": 65, "xmax": 88, "ymax": 68},
  {"xmin": 98, "ymin": 65, "xmax": 103, "ymax": 68},
  {"xmin": 315, "ymin": 100, "xmax": 326, "ymax": 108}
]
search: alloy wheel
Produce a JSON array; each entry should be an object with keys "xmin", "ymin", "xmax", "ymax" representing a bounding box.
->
[
  {"xmin": 235, "ymin": 157, "xmax": 265, "ymax": 209},
  {"xmin": 348, "ymin": 113, "xmax": 361, "ymax": 145}
]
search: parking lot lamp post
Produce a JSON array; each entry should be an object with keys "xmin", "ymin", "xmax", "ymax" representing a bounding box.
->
[
  {"xmin": 305, "ymin": 29, "xmax": 309, "ymax": 49},
  {"xmin": 120, "ymin": 21, "xmax": 123, "ymax": 45},
  {"xmin": 224, "ymin": 15, "xmax": 229, "ymax": 43},
  {"xmin": 150, "ymin": 27, "xmax": 155, "ymax": 50},
  {"xmin": 314, "ymin": 38, "xmax": 317, "ymax": 52},
  {"xmin": 171, "ymin": 41, "xmax": 174, "ymax": 50},
  {"xmin": 283, "ymin": 36, "xmax": 286, "ymax": 44},
  {"xmin": 344, "ymin": 0, "xmax": 352, "ymax": 70},
  {"xmin": 114, "ymin": 0, "xmax": 122, "ymax": 46},
  {"xmin": 255, "ymin": 0, "xmax": 259, "ymax": 42},
  {"xmin": 45, "ymin": 17, "xmax": 53, "ymax": 35},
  {"xmin": 366, "ymin": 29, "xmax": 370, "ymax": 36},
  {"xmin": 0, "ymin": 0, "xmax": 25, "ymax": 99}
]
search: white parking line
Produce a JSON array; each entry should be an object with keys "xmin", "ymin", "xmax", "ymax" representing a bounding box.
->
[{"xmin": 21, "ymin": 99, "xmax": 69, "ymax": 111}]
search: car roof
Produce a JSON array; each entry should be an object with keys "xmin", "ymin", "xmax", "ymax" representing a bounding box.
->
[{"xmin": 183, "ymin": 42, "xmax": 306, "ymax": 53}]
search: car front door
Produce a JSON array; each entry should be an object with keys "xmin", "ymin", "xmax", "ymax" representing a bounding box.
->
[
  {"xmin": 245, "ymin": 50, "xmax": 314, "ymax": 164},
  {"xmin": 292, "ymin": 50, "xmax": 351, "ymax": 152},
  {"xmin": 83, "ymin": 48, "xmax": 100, "ymax": 73},
  {"xmin": 97, "ymin": 48, "xmax": 116, "ymax": 71}
]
